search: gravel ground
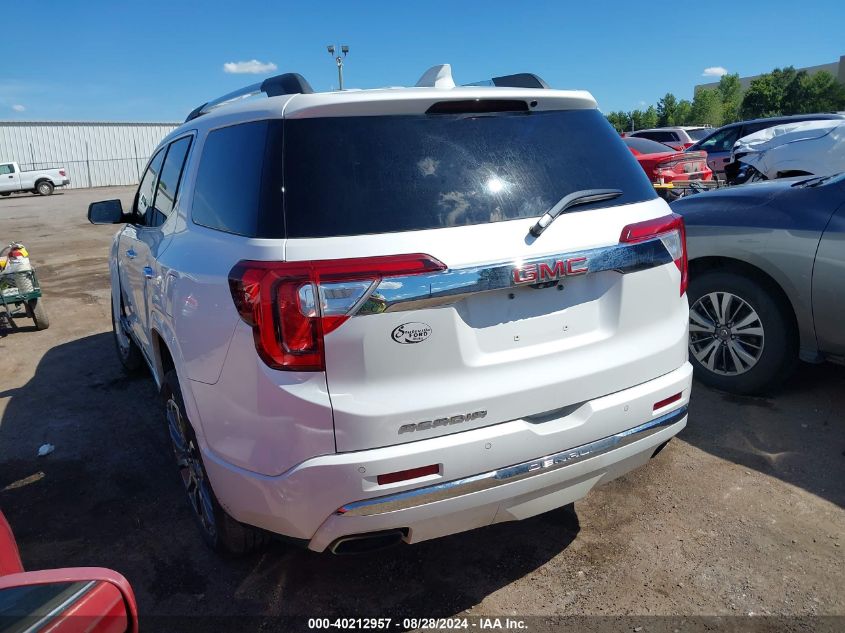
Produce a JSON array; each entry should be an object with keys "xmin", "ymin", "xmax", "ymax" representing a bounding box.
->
[{"xmin": 1, "ymin": 187, "xmax": 843, "ymax": 631}]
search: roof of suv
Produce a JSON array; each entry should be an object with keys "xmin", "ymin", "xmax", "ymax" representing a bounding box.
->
[
  {"xmin": 165, "ymin": 66, "xmax": 598, "ymax": 142},
  {"xmin": 634, "ymin": 126, "xmax": 709, "ymax": 132},
  {"xmin": 721, "ymin": 112, "xmax": 845, "ymax": 128}
]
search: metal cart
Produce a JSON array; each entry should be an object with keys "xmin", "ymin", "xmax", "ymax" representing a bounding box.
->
[{"xmin": 0, "ymin": 268, "xmax": 49, "ymax": 330}]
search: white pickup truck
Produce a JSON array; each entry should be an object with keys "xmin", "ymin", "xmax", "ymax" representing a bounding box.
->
[{"xmin": 0, "ymin": 161, "xmax": 70, "ymax": 196}]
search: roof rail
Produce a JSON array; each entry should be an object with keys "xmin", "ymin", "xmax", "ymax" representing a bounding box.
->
[
  {"xmin": 185, "ymin": 73, "xmax": 314, "ymax": 122},
  {"xmin": 464, "ymin": 73, "xmax": 550, "ymax": 89}
]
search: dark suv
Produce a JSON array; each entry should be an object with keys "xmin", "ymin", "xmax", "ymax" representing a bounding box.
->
[{"xmin": 687, "ymin": 113, "xmax": 845, "ymax": 179}]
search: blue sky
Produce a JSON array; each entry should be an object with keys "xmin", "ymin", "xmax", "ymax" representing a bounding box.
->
[{"xmin": 2, "ymin": 0, "xmax": 843, "ymax": 122}]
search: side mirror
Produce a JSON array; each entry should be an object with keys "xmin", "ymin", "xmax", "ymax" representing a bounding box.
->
[
  {"xmin": 88, "ymin": 199, "xmax": 126, "ymax": 225},
  {"xmin": 0, "ymin": 569, "xmax": 138, "ymax": 633}
]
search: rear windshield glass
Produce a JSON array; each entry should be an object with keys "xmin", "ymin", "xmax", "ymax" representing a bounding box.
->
[
  {"xmin": 282, "ymin": 109, "xmax": 655, "ymax": 238},
  {"xmin": 686, "ymin": 128, "xmax": 710, "ymax": 140},
  {"xmin": 623, "ymin": 137, "xmax": 675, "ymax": 154}
]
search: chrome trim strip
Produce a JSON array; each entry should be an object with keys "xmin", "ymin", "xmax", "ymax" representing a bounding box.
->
[
  {"xmin": 353, "ymin": 237, "xmax": 672, "ymax": 315},
  {"xmin": 338, "ymin": 405, "xmax": 687, "ymax": 517}
]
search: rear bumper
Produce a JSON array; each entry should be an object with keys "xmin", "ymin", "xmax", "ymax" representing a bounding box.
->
[
  {"xmin": 201, "ymin": 362, "xmax": 692, "ymax": 551},
  {"xmin": 337, "ymin": 405, "xmax": 685, "ymax": 518}
]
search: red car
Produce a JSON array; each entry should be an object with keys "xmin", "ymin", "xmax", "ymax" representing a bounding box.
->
[
  {"xmin": 623, "ymin": 137, "xmax": 712, "ymax": 183},
  {"xmin": 0, "ymin": 512, "xmax": 138, "ymax": 632}
]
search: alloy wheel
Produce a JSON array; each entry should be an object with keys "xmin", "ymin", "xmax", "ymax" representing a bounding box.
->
[
  {"xmin": 689, "ymin": 291, "xmax": 765, "ymax": 376},
  {"xmin": 166, "ymin": 397, "xmax": 217, "ymax": 538}
]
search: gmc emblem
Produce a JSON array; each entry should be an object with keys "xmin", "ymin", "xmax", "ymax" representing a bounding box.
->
[{"xmin": 512, "ymin": 257, "xmax": 588, "ymax": 285}]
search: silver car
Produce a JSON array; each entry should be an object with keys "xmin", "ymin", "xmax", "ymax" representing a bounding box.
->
[
  {"xmin": 671, "ymin": 173, "xmax": 845, "ymax": 394},
  {"xmin": 687, "ymin": 113, "xmax": 845, "ymax": 179}
]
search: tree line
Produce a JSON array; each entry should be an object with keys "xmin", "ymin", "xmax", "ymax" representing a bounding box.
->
[{"xmin": 606, "ymin": 66, "xmax": 845, "ymax": 134}]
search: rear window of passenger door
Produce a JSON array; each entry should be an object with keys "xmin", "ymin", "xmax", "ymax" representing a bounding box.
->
[{"xmin": 147, "ymin": 135, "xmax": 193, "ymax": 228}]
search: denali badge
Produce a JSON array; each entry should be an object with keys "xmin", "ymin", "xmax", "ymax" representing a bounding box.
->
[
  {"xmin": 512, "ymin": 257, "xmax": 588, "ymax": 285},
  {"xmin": 391, "ymin": 322, "xmax": 432, "ymax": 344},
  {"xmin": 399, "ymin": 410, "xmax": 487, "ymax": 434}
]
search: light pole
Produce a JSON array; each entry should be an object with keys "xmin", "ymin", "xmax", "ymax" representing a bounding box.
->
[{"xmin": 327, "ymin": 44, "xmax": 349, "ymax": 90}]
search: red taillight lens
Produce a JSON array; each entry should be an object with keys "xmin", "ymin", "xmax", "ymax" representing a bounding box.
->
[
  {"xmin": 619, "ymin": 213, "xmax": 688, "ymax": 296},
  {"xmin": 377, "ymin": 464, "xmax": 439, "ymax": 485},
  {"xmin": 59, "ymin": 169, "xmax": 66, "ymax": 176},
  {"xmin": 229, "ymin": 254, "xmax": 446, "ymax": 371}
]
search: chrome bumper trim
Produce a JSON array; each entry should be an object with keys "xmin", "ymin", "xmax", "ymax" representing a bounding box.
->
[
  {"xmin": 337, "ymin": 405, "xmax": 687, "ymax": 517},
  {"xmin": 352, "ymin": 237, "xmax": 673, "ymax": 315}
]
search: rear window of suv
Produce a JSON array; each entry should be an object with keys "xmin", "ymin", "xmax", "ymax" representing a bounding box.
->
[
  {"xmin": 283, "ymin": 109, "xmax": 655, "ymax": 238},
  {"xmin": 191, "ymin": 109, "xmax": 656, "ymax": 238}
]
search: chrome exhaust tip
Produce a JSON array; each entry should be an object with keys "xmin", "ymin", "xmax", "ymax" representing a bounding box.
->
[{"xmin": 329, "ymin": 529, "xmax": 407, "ymax": 555}]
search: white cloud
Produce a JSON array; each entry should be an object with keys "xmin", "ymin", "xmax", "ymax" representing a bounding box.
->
[
  {"xmin": 222, "ymin": 59, "xmax": 278, "ymax": 74},
  {"xmin": 11, "ymin": 104, "xmax": 25, "ymax": 112},
  {"xmin": 702, "ymin": 66, "xmax": 728, "ymax": 78}
]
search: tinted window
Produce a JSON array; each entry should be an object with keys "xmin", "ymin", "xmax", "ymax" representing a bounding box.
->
[
  {"xmin": 284, "ymin": 109, "xmax": 655, "ymax": 238},
  {"xmin": 135, "ymin": 149, "xmax": 165, "ymax": 219},
  {"xmin": 623, "ymin": 137, "xmax": 675, "ymax": 154},
  {"xmin": 0, "ymin": 164, "xmax": 15, "ymax": 175},
  {"xmin": 698, "ymin": 126, "xmax": 741, "ymax": 152},
  {"xmin": 147, "ymin": 136, "xmax": 192, "ymax": 227},
  {"xmin": 192, "ymin": 121, "xmax": 275, "ymax": 236},
  {"xmin": 686, "ymin": 128, "xmax": 710, "ymax": 140},
  {"xmin": 635, "ymin": 131, "xmax": 674, "ymax": 142}
]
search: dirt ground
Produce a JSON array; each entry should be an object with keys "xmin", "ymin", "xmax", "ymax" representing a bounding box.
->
[{"xmin": 1, "ymin": 187, "xmax": 843, "ymax": 631}]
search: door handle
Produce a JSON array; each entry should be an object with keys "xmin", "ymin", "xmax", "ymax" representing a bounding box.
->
[
  {"xmin": 143, "ymin": 266, "xmax": 154, "ymax": 279},
  {"xmin": 126, "ymin": 249, "xmax": 137, "ymax": 259}
]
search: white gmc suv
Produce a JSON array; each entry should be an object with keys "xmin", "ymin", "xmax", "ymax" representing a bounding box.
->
[{"xmin": 88, "ymin": 66, "xmax": 692, "ymax": 555}]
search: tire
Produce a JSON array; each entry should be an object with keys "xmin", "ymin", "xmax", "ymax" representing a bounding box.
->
[
  {"xmin": 687, "ymin": 269, "xmax": 797, "ymax": 395},
  {"xmin": 161, "ymin": 369, "xmax": 270, "ymax": 555},
  {"xmin": 0, "ymin": 192, "xmax": 10, "ymax": 197},
  {"xmin": 28, "ymin": 298, "xmax": 49, "ymax": 330},
  {"xmin": 36, "ymin": 181, "xmax": 54, "ymax": 196},
  {"xmin": 111, "ymin": 303, "xmax": 143, "ymax": 374}
]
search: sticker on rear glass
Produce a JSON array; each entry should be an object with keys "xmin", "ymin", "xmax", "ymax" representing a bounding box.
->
[{"xmin": 391, "ymin": 322, "xmax": 432, "ymax": 344}]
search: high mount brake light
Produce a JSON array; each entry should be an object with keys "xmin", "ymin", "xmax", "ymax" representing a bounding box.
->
[
  {"xmin": 228, "ymin": 254, "xmax": 446, "ymax": 371},
  {"xmin": 619, "ymin": 213, "xmax": 688, "ymax": 296}
]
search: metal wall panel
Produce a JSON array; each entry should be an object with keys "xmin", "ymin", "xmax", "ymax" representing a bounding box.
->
[{"xmin": 0, "ymin": 122, "xmax": 179, "ymax": 190}]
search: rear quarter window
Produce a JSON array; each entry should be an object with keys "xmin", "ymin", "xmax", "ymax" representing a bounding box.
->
[
  {"xmin": 283, "ymin": 109, "xmax": 656, "ymax": 238},
  {"xmin": 191, "ymin": 120, "xmax": 284, "ymax": 237}
]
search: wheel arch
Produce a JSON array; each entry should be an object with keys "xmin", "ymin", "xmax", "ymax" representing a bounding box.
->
[
  {"xmin": 149, "ymin": 325, "xmax": 207, "ymax": 444},
  {"xmin": 688, "ymin": 256, "xmax": 802, "ymax": 352},
  {"xmin": 150, "ymin": 329, "xmax": 175, "ymax": 384}
]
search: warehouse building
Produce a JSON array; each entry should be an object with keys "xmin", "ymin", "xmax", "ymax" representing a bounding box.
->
[
  {"xmin": 696, "ymin": 54, "xmax": 845, "ymax": 92},
  {"xmin": 0, "ymin": 121, "xmax": 179, "ymax": 190}
]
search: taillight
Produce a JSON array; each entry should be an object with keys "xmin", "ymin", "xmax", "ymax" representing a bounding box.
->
[
  {"xmin": 59, "ymin": 169, "xmax": 66, "ymax": 177},
  {"xmin": 619, "ymin": 213, "xmax": 688, "ymax": 296},
  {"xmin": 228, "ymin": 254, "xmax": 446, "ymax": 371}
]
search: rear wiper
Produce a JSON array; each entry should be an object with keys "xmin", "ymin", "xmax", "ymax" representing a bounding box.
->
[{"xmin": 529, "ymin": 189, "xmax": 623, "ymax": 238}]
